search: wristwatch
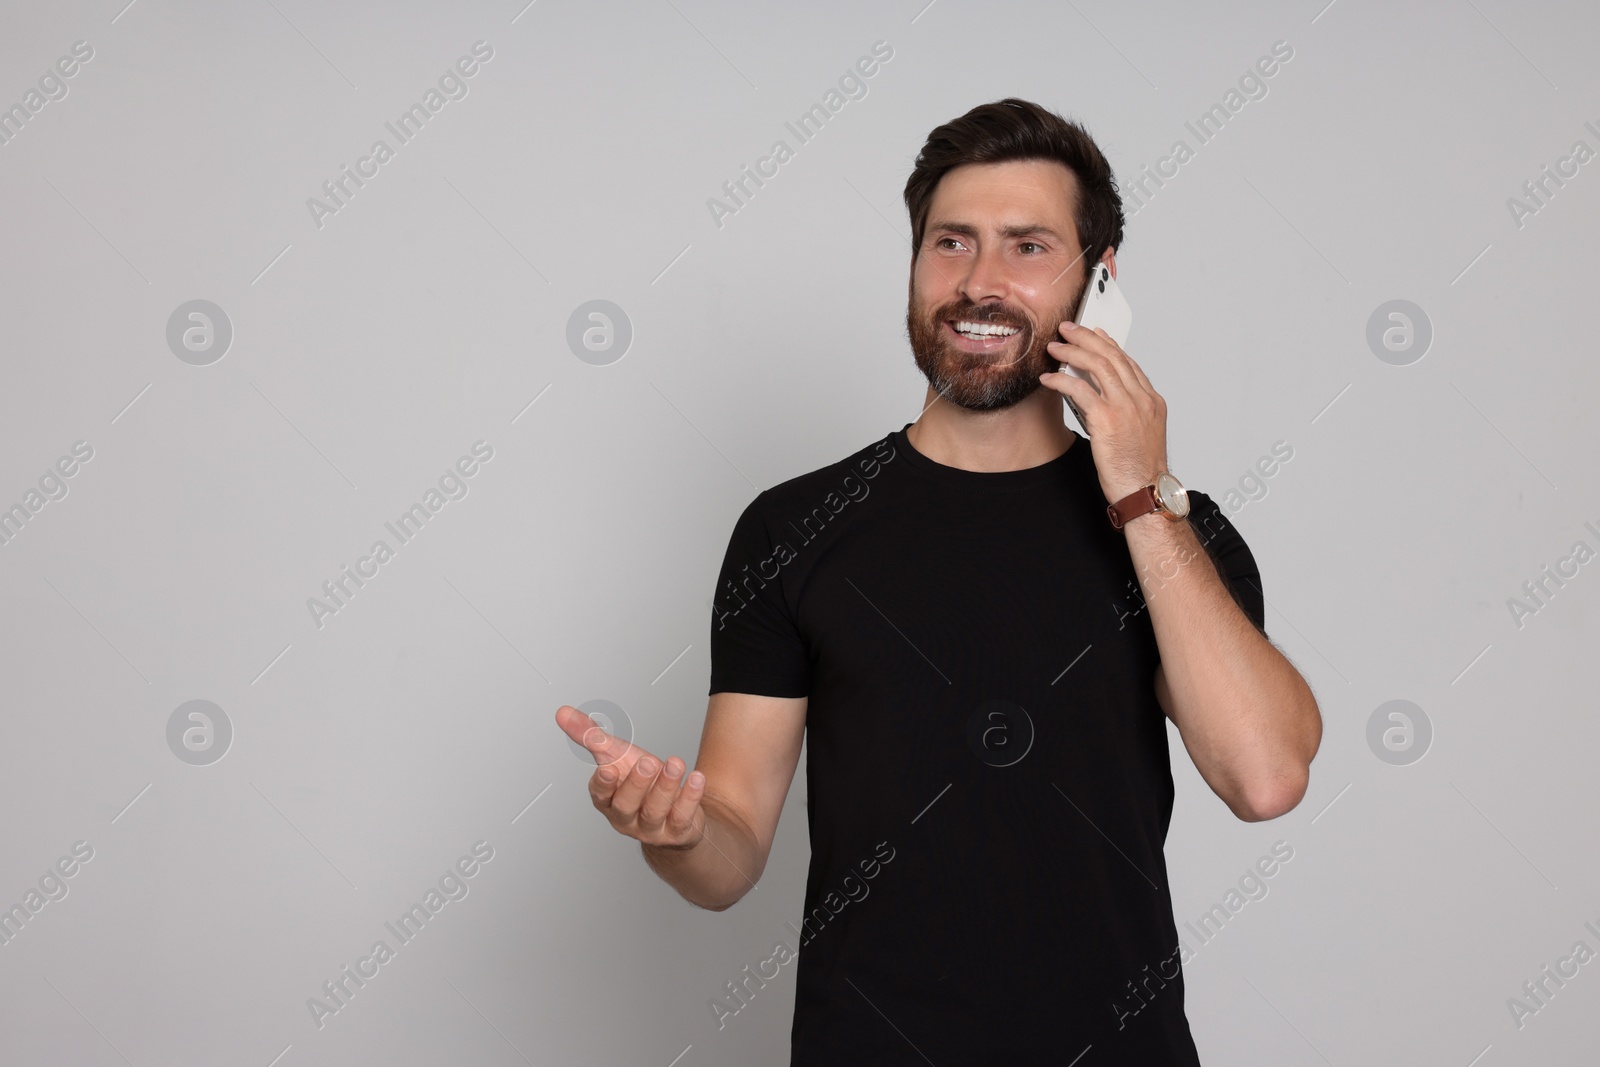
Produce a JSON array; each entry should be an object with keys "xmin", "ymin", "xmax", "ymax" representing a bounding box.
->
[{"xmin": 1107, "ymin": 471, "xmax": 1190, "ymax": 529}]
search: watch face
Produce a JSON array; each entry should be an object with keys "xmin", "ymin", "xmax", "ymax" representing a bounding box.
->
[{"xmin": 1156, "ymin": 472, "xmax": 1189, "ymax": 518}]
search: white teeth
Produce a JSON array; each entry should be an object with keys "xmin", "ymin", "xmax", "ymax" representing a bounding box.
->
[{"xmin": 952, "ymin": 320, "xmax": 1019, "ymax": 338}]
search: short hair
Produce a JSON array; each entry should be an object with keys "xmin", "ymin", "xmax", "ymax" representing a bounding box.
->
[{"xmin": 903, "ymin": 98, "xmax": 1125, "ymax": 270}]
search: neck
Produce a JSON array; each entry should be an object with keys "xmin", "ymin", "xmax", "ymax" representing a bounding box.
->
[{"xmin": 906, "ymin": 389, "xmax": 1075, "ymax": 472}]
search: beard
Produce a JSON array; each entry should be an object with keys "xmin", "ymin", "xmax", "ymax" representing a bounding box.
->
[{"xmin": 906, "ymin": 282, "xmax": 1087, "ymax": 413}]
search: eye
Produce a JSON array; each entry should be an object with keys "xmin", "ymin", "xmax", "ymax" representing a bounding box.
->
[
  {"xmin": 1018, "ymin": 241, "xmax": 1044, "ymax": 254},
  {"xmin": 936, "ymin": 237, "xmax": 967, "ymax": 251}
]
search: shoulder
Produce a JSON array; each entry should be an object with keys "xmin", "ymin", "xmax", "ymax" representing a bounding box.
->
[{"xmin": 741, "ymin": 431, "xmax": 902, "ymax": 518}]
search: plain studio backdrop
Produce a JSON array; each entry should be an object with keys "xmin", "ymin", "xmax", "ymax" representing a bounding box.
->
[{"xmin": 1, "ymin": 0, "xmax": 1596, "ymax": 1064}]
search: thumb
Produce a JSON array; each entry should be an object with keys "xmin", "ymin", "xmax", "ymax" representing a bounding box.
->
[{"xmin": 555, "ymin": 705, "xmax": 636, "ymax": 768}]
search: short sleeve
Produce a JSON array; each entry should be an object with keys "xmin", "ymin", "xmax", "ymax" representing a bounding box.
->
[
  {"xmin": 708, "ymin": 490, "xmax": 811, "ymax": 697},
  {"xmin": 1184, "ymin": 489, "xmax": 1266, "ymax": 634}
]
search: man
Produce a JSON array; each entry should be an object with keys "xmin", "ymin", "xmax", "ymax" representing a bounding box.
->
[{"xmin": 555, "ymin": 98, "xmax": 1321, "ymax": 1064}]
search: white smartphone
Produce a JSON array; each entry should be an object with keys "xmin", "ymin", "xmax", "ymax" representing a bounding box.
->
[
  {"xmin": 1056, "ymin": 262, "xmax": 1130, "ymax": 436},
  {"xmin": 1057, "ymin": 262, "xmax": 1132, "ymax": 384}
]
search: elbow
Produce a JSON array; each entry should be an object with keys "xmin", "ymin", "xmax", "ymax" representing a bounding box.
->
[
  {"xmin": 1237, "ymin": 790, "xmax": 1297, "ymax": 824},
  {"xmin": 688, "ymin": 865, "xmax": 766, "ymax": 913},
  {"xmin": 684, "ymin": 887, "xmax": 746, "ymax": 913},
  {"xmin": 1236, "ymin": 693, "xmax": 1322, "ymax": 822},
  {"xmin": 1235, "ymin": 763, "xmax": 1310, "ymax": 823},
  {"xmin": 685, "ymin": 880, "xmax": 757, "ymax": 913}
]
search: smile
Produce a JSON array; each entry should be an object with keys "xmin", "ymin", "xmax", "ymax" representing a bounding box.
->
[{"xmin": 949, "ymin": 320, "xmax": 1020, "ymax": 339}]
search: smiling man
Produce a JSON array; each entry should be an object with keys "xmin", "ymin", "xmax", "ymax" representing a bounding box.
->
[{"xmin": 557, "ymin": 98, "xmax": 1321, "ymax": 1064}]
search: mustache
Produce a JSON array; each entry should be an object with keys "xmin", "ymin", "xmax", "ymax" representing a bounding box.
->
[{"xmin": 937, "ymin": 304, "xmax": 1030, "ymax": 330}]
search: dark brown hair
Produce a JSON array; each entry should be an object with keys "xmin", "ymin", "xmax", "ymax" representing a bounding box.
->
[{"xmin": 903, "ymin": 98, "xmax": 1125, "ymax": 270}]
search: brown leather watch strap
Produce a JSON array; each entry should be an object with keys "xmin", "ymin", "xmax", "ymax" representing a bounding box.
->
[{"xmin": 1107, "ymin": 484, "xmax": 1160, "ymax": 529}]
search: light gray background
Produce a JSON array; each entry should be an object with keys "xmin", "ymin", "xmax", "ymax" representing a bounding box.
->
[{"xmin": 2, "ymin": 0, "xmax": 1596, "ymax": 1064}]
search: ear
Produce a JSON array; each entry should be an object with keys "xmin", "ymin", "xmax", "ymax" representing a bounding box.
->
[{"xmin": 1102, "ymin": 247, "xmax": 1118, "ymax": 282}]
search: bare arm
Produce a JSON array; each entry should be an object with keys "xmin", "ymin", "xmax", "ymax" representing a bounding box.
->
[
  {"xmin": 1136, "ymin": 515, "xmax": 1321, "ymax": 821},
  {"xmin": 1039, "ymin": 318, "xmax": 1321, "ymax": 824}
]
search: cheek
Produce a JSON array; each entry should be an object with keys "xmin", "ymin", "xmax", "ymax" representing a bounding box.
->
[
  {"xmin": 1029, "ymin": 299, "xmax": 1075, "ymax": 340},
  {"xmin": 916, "ymin": 281, "xmax": 943, "ymax": 307},
  {"xmin": 911, "ymin": 265, "xmax": 949, "ymax": 304},
  {"xmin": 1017, "ymin": 275, "xmax": 1068, "ymax": 326}
]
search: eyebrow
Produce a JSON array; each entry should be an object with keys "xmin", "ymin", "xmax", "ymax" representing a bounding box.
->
[{"xmin": 925, "ymin": 220, "xmax": 1068, "ymax": 243}]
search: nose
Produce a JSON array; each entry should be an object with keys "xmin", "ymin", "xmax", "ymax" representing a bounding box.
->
[{"xmin": 958, "ymin": 242, "xmax": 1010, "ymax": 306}]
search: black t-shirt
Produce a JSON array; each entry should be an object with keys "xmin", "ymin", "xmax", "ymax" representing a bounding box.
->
[{"xmin": 708, "ymin": 422, "xmax": 1265, "ymax": 1065}]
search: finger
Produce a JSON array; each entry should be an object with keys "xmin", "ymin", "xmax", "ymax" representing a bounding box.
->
[
  {"xmin": 1056, "ymin": 337, "xmax": 1132, "ymax": 404},
  {"xmin": 1038, "ymin": 362, "xmax": 1099, "ymax": 408},
  {"xmin": 1091, "ymin": 335, "xmax": 1163, "ymax": 423},
  {"xmin": 1053, "ymin": 325, "xmax": 1139, "ymax": 399},
  {"xmin": 665, "ymin": 770, "xmax": 707, "ymax": 839},
  {"xmin": 556, "ymin": 705, "xmax": 636, "ymax": 769},
  {"xmin": 1091, "ymin": 328, "xmax": 1149, "ymax": 399},
  {"xmin": 1121, "ymin": 349, "xmax": 1155, "ymax": 394},
  {"xmin": 588, "ymin": 740, "xmax": 648, "ymax": 807},
  {"xmin": 556, "ymin": 704, "xmax": 610, "ymax": 752},
  {"xmin": 1101, "ymin": 341, "xmax": 1158, "ymax": 411},
  {"xmin": 588, "ymin": 761, "xmax": 623, "ymax": 808},
  {"xmin": 1038, "ymin": 369, "xmax": 1099, "ymax": 435},
  {"xmin": 1047, "ymin": 337, "xmax": 1119, "ymax": 399},
  {"xmin": 1044, "ymin": 340, "xmax": 1103, "ymax": 396},
  {"xmin": 610, "ymin": 752, "xmax": 663, "ymax": 819},
  {"xmin": 636, "ymin": 755, "xmax": 685, "ymax": 830},
  {"xmin": 555, "ymin": 704, "xmax": 595, "ymax": 743}
]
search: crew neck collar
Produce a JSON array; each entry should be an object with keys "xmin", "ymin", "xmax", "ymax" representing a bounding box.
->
[{"xmin": 890, "ymin": 422, "xmax": 1083, "ymax": 490}]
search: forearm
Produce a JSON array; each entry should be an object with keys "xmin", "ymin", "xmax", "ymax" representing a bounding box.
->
[
  {"xmin": 1128, "ymin": 516, "xmax": 1321, "ymax": 819},
  {"xmin": 641, "ymin": 794, "xmax": 765, "ymax": 911}
]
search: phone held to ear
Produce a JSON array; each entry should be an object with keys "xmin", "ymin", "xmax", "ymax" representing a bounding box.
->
[
  {"xmin": 1061, "ymin": 261, "xmax": 1131, "ymax": 373},
  {"xmin": 1057, "ymin": 262, "xmax": 1131, "ymax": 435}
]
